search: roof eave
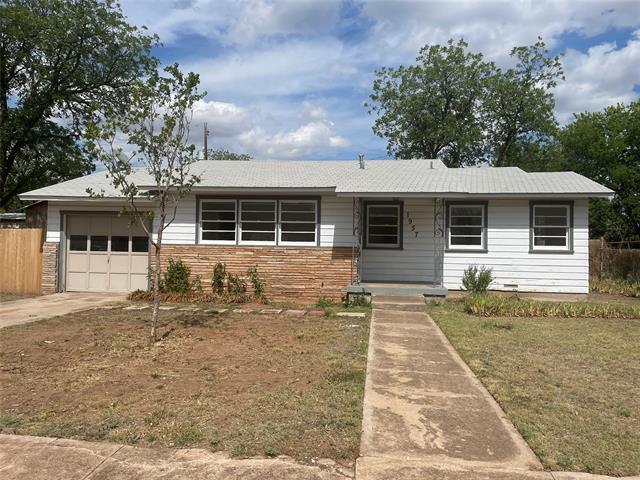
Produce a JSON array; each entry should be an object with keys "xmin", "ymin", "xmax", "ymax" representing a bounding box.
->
[{"xmin": 335, "ymin": 191, "xmax": 614, "ymax": 199}]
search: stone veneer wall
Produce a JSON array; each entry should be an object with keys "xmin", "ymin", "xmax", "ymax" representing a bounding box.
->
[
  {"xmin": 157, "ymin": 245, "xmax": 353, "ymax": 301},
  {"xmin": 41, "ymin": 242, "xmax": 59, "ymax": 294}
]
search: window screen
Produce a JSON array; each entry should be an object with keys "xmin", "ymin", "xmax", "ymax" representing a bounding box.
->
[
  {"xmin": 448, "ymin": 204, "xmax": 486, "ymax": 250},
  {"xmin": 240, "ymin": 201, "xmax": 276, "ymax": 243},
  {"xmin": 532, "ymin": 205, "xmax": 570, "ymax": 250},
  {"xmin": 366, "ymin": 204, "xmax": 400, "ymax": 248},
  {"xmin": 279, "ymin": 201, "xmax": 317, "ymax": 244},
  {"xmin": 201, "ymin": 200, "xmax": 237, "ymax": 243}
]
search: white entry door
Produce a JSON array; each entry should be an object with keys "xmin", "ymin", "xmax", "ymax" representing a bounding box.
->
[{"xmin": 65, "ymin": 215, "xmax": 149, "ymax": 292}]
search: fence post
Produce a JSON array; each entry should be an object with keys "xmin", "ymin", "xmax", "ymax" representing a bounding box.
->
[{"xmin": 599, "ymin": 237, "xmax": 605, "ymax": 280}]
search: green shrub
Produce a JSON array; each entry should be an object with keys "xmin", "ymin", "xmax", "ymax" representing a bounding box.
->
[
  {"xmin": 212, "ymin": 262, "xmax": 226, "ymax": 295},
  {"xmin": 162, "ymin": 258, "xmax": 192, "ymax": 293},
  {"xmin": 344, "ymin": 294, "xmax": 369, "ymax": 307},
  {"xmin": 464, "ymin": 294, "xmax": 640, "ymax": 319},
  {"xmin": 462, "ymin": 265, "xmax": 493, "ymax": 293},
  {"xmin": 226, "ymin": 273, "xmax": 247, "ymax": 297},
  {"xmin": 246, "ymin": 265, "xmax": 266, "ymax": 299},
  {"xmin": 315, "ymin": 296, "xmax": 334, "ymax": 308}
]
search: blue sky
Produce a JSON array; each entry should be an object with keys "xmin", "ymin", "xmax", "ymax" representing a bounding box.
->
[{"xmin": 120, "ymin": 0, "xmax": 640, "ymax": 160}]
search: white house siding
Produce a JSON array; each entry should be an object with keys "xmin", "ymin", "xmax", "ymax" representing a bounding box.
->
[
  {"xmin": 443, "ymin": 198, "xmax": 589, "ymax": 294},
  {"xmin": 46, "ymin": 195, "xmax": 355, "ymax": 247},
  {"xmin": 362, "ymin": 198, "xmax": 436, "ymax": 283}
]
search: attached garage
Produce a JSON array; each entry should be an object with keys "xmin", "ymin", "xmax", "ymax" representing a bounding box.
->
[{"xmin": 64, "ymin": 214, "xmax": 149, "ymax": 292}]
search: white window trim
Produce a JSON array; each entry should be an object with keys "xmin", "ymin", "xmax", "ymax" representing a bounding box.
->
[
  {"xmin": 278, "ymin": 199, "xmax": 318, "ymax": 246},
  {"xmin": 199, "ymin": 199, "xmax": 238, "ymax": 245},
  {"xmin": 447, "ymin": 203, "xmax": 487, "ymax": 251},
  {"xmin": 531, "ymin": 204, "xmax": 570, "ymax": 251},
  {"xmin": 366, "ymin": 204, "xmax": 401, "ymax": 249},
  {"xmin": 238, "ymin": 199, "xmax": 278, "ymax": 246}
]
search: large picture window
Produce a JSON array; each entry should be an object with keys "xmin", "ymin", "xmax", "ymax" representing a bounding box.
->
[
  {"xmin": 279, "ymin": 200, "xmax": 318, "ymax": 245},
  {"xmin": 365, "ymin": 203, "xmax": 402, "ymax": 249},
  {"xmin": 200, "ymin": 200, "xmax": 237, "ymax": 244},
  {"xmin": 447, "ymin": 203, "xmax": 487, "ymax": 251},
  {"xmin": 530, "ymin": 203, "xmax": 572, "ymax": 252},
  {"xmin": 239, "ymin": 200, "xmax": 277, "ymax": 244}
]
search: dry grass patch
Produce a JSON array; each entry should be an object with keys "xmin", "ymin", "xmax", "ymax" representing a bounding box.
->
[
  {"xmin": 0, "ymin": 307, "xmax": 369, "ymax": 463},
  {"xmin": 429, "ymin": 300, "xmax": 640, "ymax": 476}
]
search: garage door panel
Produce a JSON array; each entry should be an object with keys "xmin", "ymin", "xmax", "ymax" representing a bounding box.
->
[
  {"xmin": 89, "ymin": 273, "xmax": 108, "ymax": 290},
  {"xmin": 89, "ymin": 254, "xmax": 109, "ymax": 273},
  {"xmin": 131, "ymin": 255, "xmax": 148, "ymax": 273},
  {"xmin": 67, "ymin": 272, "xmax": 87, "ymax": 291},
  {"xmin": 109, "ymin": 273, "xmax": 129, "ymax": 291},
  {"xmin": 90, "ymin": 217, "xmax": 110, "ymax": 235},
  {"xmin": 67, "ymin": 254, "xmax": 88, "ymax": 271},
  {"xmin": 110, "ymin": 254, "xmax": 130, "ymax": 273}
]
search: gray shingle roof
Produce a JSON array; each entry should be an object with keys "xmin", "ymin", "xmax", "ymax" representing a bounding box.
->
[{"xmin": 19, "ymin": 159, "xmax": 613, "ymax": 199}]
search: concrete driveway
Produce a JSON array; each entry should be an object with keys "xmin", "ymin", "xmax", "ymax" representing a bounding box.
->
[{"xmin": 0, "ymin": 292, "xmax": 127, "ymax": 329}]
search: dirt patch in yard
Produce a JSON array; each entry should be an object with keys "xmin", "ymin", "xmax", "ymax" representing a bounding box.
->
[{"xmin": 0, "ymin": 308, "xmax": 369, "ymax": 464}]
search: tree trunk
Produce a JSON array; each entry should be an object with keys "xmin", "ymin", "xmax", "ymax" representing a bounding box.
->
[{"xmin": 150, "ymin": 227, "xmax": 163, "ymax": 344}]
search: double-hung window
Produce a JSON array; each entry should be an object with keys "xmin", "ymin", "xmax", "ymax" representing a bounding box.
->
[
  {"xmin": 447, "ymin": 203, "xmax": 487, "ymax": 251},
  {"xmin": 200, "ymin": 200, "xmax": 237, "ymax": 244},
  {"xmin": 239, "ymin": 200, "xmax": 277, "ymax": 244},
  {"xmin": 530, "ymin": 203, "xmax": 572, "ymax": 252},
  {"xmin": 365, "ymin": 203, "xmax": 402, "ymax": 249},
  {"xmin": 279, "ymin": 200, "xmax": 318, "ymax": 245}
]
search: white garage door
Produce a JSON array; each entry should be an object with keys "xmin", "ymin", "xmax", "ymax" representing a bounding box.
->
[{"xmin": 65, "ymin": 215, "xmax": 149, "ymax": 292}]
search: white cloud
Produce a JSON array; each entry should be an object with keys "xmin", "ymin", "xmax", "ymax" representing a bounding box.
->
[
  {"xmin": 554, "ymin": 30, "xmax": 640, "ymax": 122},
  {"xmin": 234, "ymin": 102, "xmax": 350, "ymax": 158},
  {"xmin": 190, "ymin": 99, "xmax": 251, "ymax": 139}
]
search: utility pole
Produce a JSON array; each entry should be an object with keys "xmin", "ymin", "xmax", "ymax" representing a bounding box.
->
[{"xmin": 203, "ymin": 122, "xmax": 210, "ymax": 160}]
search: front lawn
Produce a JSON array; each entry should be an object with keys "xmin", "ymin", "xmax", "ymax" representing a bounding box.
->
[
  {"xmin": 428, "ymin": 300, "xmax": 640, "ymax": 476},
  {"xmin": 0, "ymin": 306, "xmax": 369, "ymax": 463}
]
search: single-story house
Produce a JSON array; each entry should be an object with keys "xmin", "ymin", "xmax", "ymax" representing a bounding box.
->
[{"xmin": 19, "ymin": 158, "xmax": 613, "ymax": 299}]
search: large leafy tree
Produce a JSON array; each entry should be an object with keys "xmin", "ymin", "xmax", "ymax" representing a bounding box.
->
[
  {"xmin": 86, "ymin": 65, "xmax": 204, "ymax": 343},
  {"xmin": 367, "ymin": 39, "xmax": 493, "ymax": 167},
  {"xmin": 206, "ymin": 148, "xmax": 252, "ymax": 161},
  {"xmin": 559, "ymin": 101, "xmax": 640, "ymax": 241},
  {"xmin": 0, "ymin": 0, "xmax": 157, "ymax": 210},
  {"xmin": 484, "ymin": 38, "xmax": 564, "ymax": 166}
]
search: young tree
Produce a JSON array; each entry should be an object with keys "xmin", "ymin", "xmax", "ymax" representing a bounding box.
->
[
  {"xmin": 484, "ymin": 38, "xmax": 564, "ymax": 166},
  {"xmin": 86, "ymin": 65, "xmax": 205, "ymax": 342},
  {"xmin": 0, "ymin": 0, "xmax": 157, "ymax": 211},
  {"xmin": 367, "ymin": 39, "xmax": 493, "ymax": 167},
  {"xmin": 206, "ymin": 148, "xmax": 252, "ymax": 161}
]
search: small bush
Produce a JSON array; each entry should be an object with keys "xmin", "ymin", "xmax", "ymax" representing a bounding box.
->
[
  {"xmin": 246, "ymin": 265, "xmax": 266, "ymax": 300},
  {"xmin": 315, "ymin": 296, "xmax": 335, "ymax": 308},
  {"xmin": 464, "ymin": 294, "xmax": 640, "ymax": 319},
  {"xmin": 226, "ymin": 273, "xmax": 247, "ymax": 297},
  {"xmin": 462, "ymin": 265, "xmax": 493, "ymax": 293},
  {"xmin": 212, "ymin": 262, "xmax": 226, "ymax": 295},
  {"xmin": 344, "ymin": 294, "xmax": 369, "ymax": 307},
  {"xmin": 162, "ymin": 258, "xmax": 192, "ymax": 293}
]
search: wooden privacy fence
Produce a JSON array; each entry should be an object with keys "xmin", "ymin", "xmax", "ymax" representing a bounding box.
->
[
  {"xmin": 0, "ymin": 228, "xmax": 43, "ymax": 295},
  {"xmin": 589, "ymin": 238, "xmax": 640, "ymax": 281}
]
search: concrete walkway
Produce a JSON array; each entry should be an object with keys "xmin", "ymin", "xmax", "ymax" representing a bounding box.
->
[
  {"xmin": 0, "ymin": 434, "xmax": 351, "ymax": 480},
  {"xmin": 0, "ymin": 292, "xmax": 126, "ymax": 329},
  {"xmin": 357, "ymin": 294, "xmax": 543, "ymax": 479}
]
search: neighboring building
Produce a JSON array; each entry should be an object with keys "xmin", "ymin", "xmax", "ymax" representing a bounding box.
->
[
  {"xmin": 18, "ymin": 159, "xmax": 613, "ymax": 299},
  {"xmin": 0, "ymin": 212, "xmax": 26, "ymax": 229}
]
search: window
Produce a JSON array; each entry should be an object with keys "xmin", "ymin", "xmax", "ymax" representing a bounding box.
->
[
  {"xmin": 365, "ymin": 203, "xmax": 401, "ymax": 248},
  {"xmin": 69, "ymin": 235, "xmax": 87, "ymax": 251},
  {"xmin": 90, "ymin": 235, "xmax": 108, "ymax": 252},
  {"xmin": 531, "ymin": 203, "xmax": 572, "ymax": 252},
  {"xmin": 111, "ymin": 236, "xmax": 129, "ymax": 252},
  {"xmin": 200, "ymin": 200, "xmax": 237, "ymax": 244},
  {"xmin": 447, "ymin": 203, "xmax": 487, "ymax": 251},
  {"xmin": 279, "ymin": 200, "xmax": 317, "ymax": 245},
  {"xmin": 239, "ymin": 200, "xmax": 276, "ymax": 244},
  {"xmin": 132, "ymin": 236, "xmax": 149, "ymax": 252}
]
